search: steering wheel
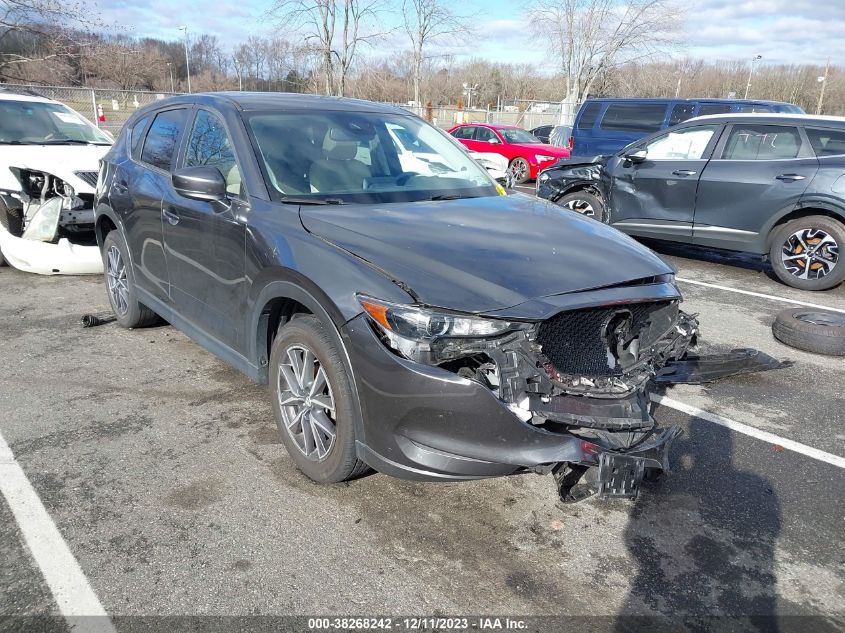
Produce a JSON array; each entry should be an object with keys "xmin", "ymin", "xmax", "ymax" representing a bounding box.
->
[{"xmin": 396, "ymin": 172, "xmax": 420, "ymax": 186}]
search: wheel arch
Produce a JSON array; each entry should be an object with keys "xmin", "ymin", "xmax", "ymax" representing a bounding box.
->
[
  {"xmin": 94, "ymin": 203, "xmax": 121, "ymax": 250},
  {"xmin": 250, "ymin": 278, "xmax": 367, "ymax": 444},
  {"xmin": 764, "ymin": 205, "xmax": 845, "ymax": 249}
]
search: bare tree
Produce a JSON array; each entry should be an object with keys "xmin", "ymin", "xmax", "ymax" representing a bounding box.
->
[
  {"xmin": 267, "ymin": 0, "xmax": 385, "ymax": 96},
  {"xmin": 401, "ymin": 0, "xmax": 471, "ymax": 107},
  {"xmin": 529, "ymin": 0, "xmax": 682, "ymax": 122},
  {"xmin": 0, "ymin": 0, "xmax": 101, "ymax": 80}
]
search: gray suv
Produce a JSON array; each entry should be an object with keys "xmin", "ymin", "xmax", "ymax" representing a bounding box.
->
[
  {"xmin": 95, "ymin": 93, "xmax": 781, "ymax": 503},
  {"xmin": 537, "ymin": 114, "xmax": 845, "ymax": 291}
]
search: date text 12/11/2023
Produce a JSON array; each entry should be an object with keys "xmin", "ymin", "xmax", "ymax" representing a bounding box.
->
[{"xmin": 307, "ymin": 617, "xmax": 528, "ymax": 630}]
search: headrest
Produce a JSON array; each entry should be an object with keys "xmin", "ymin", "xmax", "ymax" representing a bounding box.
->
[{"xmin": 324, "ymin": 127, "xmax": 358, "ymax": 160}]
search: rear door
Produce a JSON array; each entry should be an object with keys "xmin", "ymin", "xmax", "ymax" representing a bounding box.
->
[
  {"xmin": 162, "ymin": 108, "xmax": 248, "ymax": 352},
  {"xmin": 609, "ymin": 124, "xmax": 722, "ymax": 242},
  {"xmin": 121, "ymin": 107, "xmax": 190, "ymax": 304},
  {"xmin": 693, "ymin": 123, "xmax": 818, "ymax": 252}
]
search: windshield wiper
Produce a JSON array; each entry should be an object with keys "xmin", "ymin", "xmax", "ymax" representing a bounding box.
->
[
  {"xmin": 39, "ymin": 139, "xmax": 110, "ymax": 145},
  {"xmin": 429, "ymin": 194, "xmax": 467, "ymax": 201},
  {"xmin": 279, "ymin": 196, "xmax": 345, "ymax": 205}
]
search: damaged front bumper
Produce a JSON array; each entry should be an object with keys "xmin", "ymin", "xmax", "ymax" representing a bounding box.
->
[{"xmin": 344, "ymin": 286, "xmax": 787, "ymax": 503}]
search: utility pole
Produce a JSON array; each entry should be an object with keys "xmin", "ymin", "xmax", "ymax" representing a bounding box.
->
[
  {"xmin": 166, "ymin": 62, "xmax": 174, "ymax": 92},
  {"xmin": 179, "ymin": 25, "xmax": 191, "ymax": 93},
  {"xmin": 816, "ymin": 58, "xmax": 830, "ymax": 115},
  {"xmin": 744, "ymin": 54, "xmax": 761, "ymax": 99}
]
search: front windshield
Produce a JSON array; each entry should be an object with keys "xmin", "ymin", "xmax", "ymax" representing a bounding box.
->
[
  {"xmin": 246, "ymin": 110, "xmax": 497, "ymax": 203},
  {"xmin": 0, "ymin": 99, "xmax": 112, "ymax": 145},
  {"xmin": 498, "ymin": 128, "xmax": 542, "ymax": 144}
]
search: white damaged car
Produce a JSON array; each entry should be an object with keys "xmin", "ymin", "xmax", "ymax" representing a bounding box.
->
[{"xmin": 0, "ymin": 91, "xmax": 112, "ymax": 274}]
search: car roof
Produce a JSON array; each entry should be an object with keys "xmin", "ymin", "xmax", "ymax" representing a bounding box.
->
[
  {"xmin": 141, "ymin": 91, "xmax": 410, "ymax": 115},
  {"xmin": 0, "ymin": 91, "xmax": 57, "ymax": 104},
  {"xmin": 581, "ymin": 97, "xmax": 796, "ymax": 106},
  {"xmin": 686, "ymin": 113, "xmax": 845, "ymax": 126}
]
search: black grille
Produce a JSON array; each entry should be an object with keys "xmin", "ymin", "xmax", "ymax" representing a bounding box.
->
[
  {"xmin": 74, "ymin": 171, "xmax": 98, "ymax": 187},
  {"xmin": 537, "ymin": 302, "xmax": 672, "ymax": 377}
]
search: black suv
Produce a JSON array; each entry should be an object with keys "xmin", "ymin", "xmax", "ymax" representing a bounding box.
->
[
  {"xmin": 538, "ymin": 114, "xmax": 845, "ymax": 291},
  {"xmin": 95, "ymin": 93, "xmax": 778, "ymax": 502}
]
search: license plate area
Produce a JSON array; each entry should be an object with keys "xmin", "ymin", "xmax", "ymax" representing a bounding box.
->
[{"xmin": 598, "ymin": 452, "xmax": 645, "ymax": 498}]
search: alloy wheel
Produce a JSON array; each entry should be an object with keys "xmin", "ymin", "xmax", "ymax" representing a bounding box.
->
[
  {"xmin": 277, "ymin": 345, "xmax": 337, "ymax": 462},
  {"xmin": 106, "ymin": 245, "xmax": 129, "ymax": 315},
  {"xmin": 563, "ymin": 198, "xmax": 596, "ymax": 217},
  {"xmin": 509, "ymin": 159, "xmax": 528, "ymax": 182},
  {"xmin": 781, "ymin": 228, "xmax": 839, "ymax": 280}
]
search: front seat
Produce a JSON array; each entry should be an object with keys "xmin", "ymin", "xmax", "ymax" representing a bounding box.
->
[{"xmin": 309, "ymin": 128, "xmax": 371, "ymax": 193}]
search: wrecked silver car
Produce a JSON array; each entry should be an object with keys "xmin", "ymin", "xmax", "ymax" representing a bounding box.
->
[{"xmin": 0, "ymin": 92, "xmax": 111, "ymax": 274}]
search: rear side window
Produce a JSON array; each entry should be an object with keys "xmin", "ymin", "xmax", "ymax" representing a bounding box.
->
[
  {"xmin": 737, "ymin": 104, "xmax": 773, "ymax": 113},
  {"xmin": 697, "ymin": 104, "xmax": 732, "ymax": 116},
  {"xmin": 577, "ymin": 102, "xmax": 602, "ymax": 130},
  {"xmin": 141, "ymin": 109, "xmax": 188, "ymax": 171},
  {"xmin": 805, "ymin": 127, "xmax": 845, "ymax": 157},
  {"xmin": 600, "ymin": 103, "xmax": 666, "ymax": 133},
  {"xmin": 451, "ymin": 126, "xmax": 474, "ymax": 140},
  {"xmin": 722, "ymin": 124, "xmax": 802, "ymax": 160},
  {"xmin": 669, "ymin": 104, "xmax": 695, "ymax": 126},
  {"xmin": 130, "ymin": 116, "xmax": 149, "ymax": 155}
]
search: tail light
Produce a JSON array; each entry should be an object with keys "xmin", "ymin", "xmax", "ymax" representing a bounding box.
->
[{"xmin": 568, "ymin": 136, "xmax": 574, "ymax": 150}]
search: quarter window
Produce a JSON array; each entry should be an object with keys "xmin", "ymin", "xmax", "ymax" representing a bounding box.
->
[
  {"xmin": 644, "ymin": 125, "xmax": 719, "ymax": 160},
  {"xmin": 577, "ymin": 102, "xmax": 602, "ymax": 129},
  {"xmin": 600, "ymin": 103, "xmax": 667, "ymax": 133},
  {"xmin": 805, "ymin": 127, "xmax": 845, "ymax": 157},
  {"xmin": 130, "ymin": 115, "xmax": 149, "ymax": 155},
  {"xmin": 722, "ymin": 125, "xmax": 802, "ymax": 160},
  {"xmin": 669, "ymin": 104, "xmax": 695, "ymax": 126},
  {"xmin": 185, "ymin": 110, "xmax": 241, "ymax": 196},
  {"xmin": 141, "ymin": 109, "xmax": 187, "ymax": 171}
]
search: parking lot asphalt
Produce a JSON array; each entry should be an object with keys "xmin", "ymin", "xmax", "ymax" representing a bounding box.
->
[{"xmin": 1, "ymin": 223, "xmax": 844, "ymax": 630}]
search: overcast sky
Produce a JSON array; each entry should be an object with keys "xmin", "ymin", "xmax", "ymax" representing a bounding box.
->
[{"xmin": 98, "ymin": 0, "xmax": 842, "ymax": 69}]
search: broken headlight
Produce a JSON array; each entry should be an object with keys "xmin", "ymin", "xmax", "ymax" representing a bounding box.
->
[{"xmin": 357, "ymin": 294, "xmax": 517, "ymax": 364}]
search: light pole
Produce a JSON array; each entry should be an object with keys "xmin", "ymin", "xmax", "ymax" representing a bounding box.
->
[
  {"xmin": 166, "ymin": 62, "xmax": 174, "ymax": 92},
  {"xmin": 179, "ymin": 25, "xmax": 191, "ymax": 93},
  {"xmin": 816, "ymin": 58, "xmax": 830, "ymax": 115},
  {"xmin": 462, "ymin": 82, "xmax": 478, "ymax": 109},
  {"xmin": 743, "ymin": 54, "xmax": 761, "ymax": 99}
]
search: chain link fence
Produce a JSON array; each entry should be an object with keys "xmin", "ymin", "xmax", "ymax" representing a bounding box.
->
[
  {"xmin": 2, "ymin": 83, "xmax": 572, "ymax": 136},
  {"xmin": 1, "ymin": 83, "xmax": 177, "ymax": 136}
]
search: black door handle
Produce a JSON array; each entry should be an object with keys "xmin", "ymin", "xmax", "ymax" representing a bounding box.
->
[
  {"xmin": 672, "ymin": 169, "xmax": 697, "ymax": 176},
  {"xmin": 776, "ymin": 174, "xmax": 806, "ymax": 181},
  {"xmin": 162, "ymin": 208, "xmax": 180, "ymax": 225}
]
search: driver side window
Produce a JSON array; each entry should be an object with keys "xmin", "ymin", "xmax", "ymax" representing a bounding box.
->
[
  {"xmin": 644, "ymin": 125, "xmax": 719, "ymax": 160},
  {"xmin": 184, "ymin": 109, "xmax": 242, "ymax": 197},
  {"xmin": 475, "ymin": 127, "xmax": 498, "ymax": 143}
]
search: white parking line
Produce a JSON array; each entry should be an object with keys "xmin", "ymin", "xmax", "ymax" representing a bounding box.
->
[
  {"xmin": 0, "ymin": 431, "xmax": 116, "ymax": 632},
  {"xmin": 653, "ymin": 394, "xmax": 845, "ymax": 469},
  {"xmin": 676, "ymin": 277, "xmax": 845, "ymax": 314}
]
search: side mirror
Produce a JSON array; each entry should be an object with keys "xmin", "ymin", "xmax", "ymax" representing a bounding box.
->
[
  {"xmin": 172, "ymin": 166, "xmax": 227, "ymax": 201},
  {"xmin": 488, "ymin": 138, "xmax": 501, "ymax": 144},
  {"xmin": 624, "ymin": 149, "xmax": 647, "ymax": 163}
]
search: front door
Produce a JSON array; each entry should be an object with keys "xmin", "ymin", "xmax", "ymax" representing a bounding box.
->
[
  {"xmin": 693, "ymin": 123, "xmax": 818, "ymax": 252},
  {"xmin": 162, "ymin": 108, "xmax": 247, "ymax": 352},
  {"xmin": 609, "ymin": 124, "xmax": 722, "ymax": 242}
]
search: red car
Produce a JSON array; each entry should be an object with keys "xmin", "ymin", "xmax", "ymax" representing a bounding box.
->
[{"xmin": 448, "ymin": 123, "xmax": 571, "ymax": 184}]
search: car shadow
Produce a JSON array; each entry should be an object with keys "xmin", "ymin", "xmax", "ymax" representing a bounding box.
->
[
  {"xmin": 616, "ymin": 410, "xmax": 782, "ymax": 632},
  {"xmin": 638, "ymin": 238, "xmax": 781, "ymax": 281}
]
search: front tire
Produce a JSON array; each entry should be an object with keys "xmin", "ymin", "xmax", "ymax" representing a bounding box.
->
[
  {"xmin": 769, "ymin": 215, "xmax": 845, "ymax": 291},
  {"xmin": 556, "ymin": 191, "xmax": 607, "ymax": 223},
  {"xmin": 508, "ymin": 157, "xmax": 531, "ymax": 184},
  {"xmin": 102, "ymin": 232, "xmax": 159, "ymax": 328},
  {"xmin": 270, "ymin": 315, "xmax": 368, "ymax": 483}
]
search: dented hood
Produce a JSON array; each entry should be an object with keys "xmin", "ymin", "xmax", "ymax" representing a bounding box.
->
[{"xmin": 300, "ymin": 193, "xmax": 674, "ymax": 314}]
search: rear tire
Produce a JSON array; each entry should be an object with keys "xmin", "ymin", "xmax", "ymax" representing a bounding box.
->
[
  {"xmin": 772, "ymin": 308, "xmax": 845, "ymax": 356},
  {"xmin": 101, "ymin": 232, "xmax": 159, "ymax": 328},
  {"xmin": 556, "ymin": 191, "xmax": 607, "ymax": 223},
  {"xmin": 769, "ymin": 215, "xmax": 845, "ymax": 291},
  {"xmin": 269, "ymin": 315, "xmax": 368, "ymax": 483}
]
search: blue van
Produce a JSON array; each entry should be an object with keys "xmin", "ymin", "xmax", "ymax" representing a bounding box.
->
[{"xmin": 570, "ymin": 98, "xmax": 804, "ymax": 157}]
